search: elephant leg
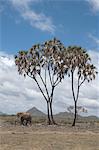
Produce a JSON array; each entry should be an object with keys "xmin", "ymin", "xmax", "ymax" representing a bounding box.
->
[
  {"xmin": 27, "ymin": 118, "xmax": 32, "ymax": 126},
  {"xmin": 20, "ymin": 118, "xmax": 23, "ymax": 125},
  {"xmin": 21, "ymin": 117, "xmax": 25, "ymax": 125},
  {"xmin": 20, "ymin": 115, "xmax": 32, "ymax": 126},
  {"xmin": 26, "ymin": 119, "xmax": 31, "ymax": 126},
  {"xmin": 29, "ymin": 119, "xmax": 32, "ymax": 125},
  {"xmin": 28, "ymin": 116, "xmax": 32, "ymax": 125},
  {"xmin": 25, "ymin": 120, "xmax": 28, "ymax": 126}
]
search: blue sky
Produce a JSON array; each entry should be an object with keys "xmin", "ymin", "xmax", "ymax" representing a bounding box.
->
[{"xmin": 0, "ymin": 0, "xmax": 99, "ymax": 54}]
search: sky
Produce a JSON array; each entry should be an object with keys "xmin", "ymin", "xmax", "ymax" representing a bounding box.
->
[{"xmin": 0, "ymin": 0, "xmax": 99, "ymax": 116}]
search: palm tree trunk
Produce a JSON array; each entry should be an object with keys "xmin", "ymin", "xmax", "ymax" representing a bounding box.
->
[
  {"xmin": 49, "ymin": 85, "xmax": 56, "ymax": 125},
  {"xmin": 72, "ymin": 101, "xmax": 77, "ymax": 126},
  {"xmin": 71, "ymin": 71, "xmax": 77, "ymax": 126},
  {"xmin": 47, "ymin": 101, "xmax": 51, "ymax": 125},
  {"xmin": 49, "ymin": 101, "xmax": 56, "ymax": 124}
]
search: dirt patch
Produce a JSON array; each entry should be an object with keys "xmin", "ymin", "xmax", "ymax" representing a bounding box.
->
[
  {"xmin": 0, "ymin": 117, "xmax": 99, "ymax": 150},
  {"xmin": 0, "ymin": 124, "xmax": 99, "ymax": 150}
]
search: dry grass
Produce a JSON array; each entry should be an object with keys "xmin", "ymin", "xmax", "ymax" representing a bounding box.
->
[{"xmin": 0, "ymin": 116, "xmax": 99, "ymax": 150}]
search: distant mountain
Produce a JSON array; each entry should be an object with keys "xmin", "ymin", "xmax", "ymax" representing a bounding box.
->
[
  {"xmin": 54, "ymin": 111, "xmax": 75, "ymax": 119},
  {"xmin": 0, "ymin": 111, "xmax": 3, "ymax": 115},
  {"xmin": 27, "ymin": 107, "xmax": 46, "ymax": 117},
  {"xmin": 0, "ymin": 111, "xmax": 6, "ymax": 115},
  {"xmin": 84, "ymin": 115, "xmax": 99, "ymax": 120},
  {"xmin": 26, "ymin": 107, "xmax": 99, "ymax": 120},
  {"xmin": 55, "ymin": 111, "xmax": 99, "ymax": 120}
]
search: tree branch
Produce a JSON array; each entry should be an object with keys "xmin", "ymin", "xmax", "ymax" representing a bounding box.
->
[
  {"xmin": 79, "ymin": 77, "xmax": 86, "ymax": 88},
  {"xmin": 76, "ymin": 74, "xmax": 80, "ymax": 102},
  {"xmin": 38, "ymin": 73, "xmax": 50, "ymax": 100},
  {"xmin": 54, "ymin": 75, "xmax": 59, "ymax": 85},
  {"xmin": 50, "ymin": 85, "xmax": 55, "ymax": 103},
  {"xmin": 26, "ymin": 73, "xmax": 48, "ymax": 102},
  {"xmin": 48, "ymin": 64, "xmax": 53, "ymax": 86},
  {"xmin": 71, "ymin": 71, "xmax": 76, "ymax": 102},
  {"xmin": 52, "ymin": 72, "xmax": 54, "ymax": 85},
  {"xmin": 45, "ymin": 67, "xmax": 47, "ymax": 85},
  {"xmin": 54, "ymin": 79, "xmax": 61, "ymax": 87}
]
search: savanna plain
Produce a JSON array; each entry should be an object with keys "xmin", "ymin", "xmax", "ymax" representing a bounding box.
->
[{"xmin": 0, "ymin": 115, "xmax": 99, "ymax": 150}]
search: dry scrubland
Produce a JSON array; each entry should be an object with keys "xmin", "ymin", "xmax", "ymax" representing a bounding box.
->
[{"xmin": 0, "ymin": 115, "xmax": 99, "ymax": 150}]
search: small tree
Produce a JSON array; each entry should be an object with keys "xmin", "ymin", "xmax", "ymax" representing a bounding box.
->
[
  {"xmin": 67, "ymin": 105, "xmax": 88, "ymax": 117},
  {"xmin": 63, "ymin": 46, "xmax": 98, "ymax": 126},
  {"xmin": 15, "ymin": 38, "xmax": 65, "ymax": 125}
]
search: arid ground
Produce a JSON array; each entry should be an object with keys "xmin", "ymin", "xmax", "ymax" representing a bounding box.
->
[{"xmin": 0, "ymin": 116, "xmax": 99, "ymax": 150}]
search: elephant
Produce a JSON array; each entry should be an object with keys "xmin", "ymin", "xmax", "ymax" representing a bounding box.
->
[{"xmin": 16, "ymin": 112, "xmax": 32, "ymax": 126}]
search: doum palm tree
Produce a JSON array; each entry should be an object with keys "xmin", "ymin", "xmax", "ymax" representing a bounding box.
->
[{"xmin": 63, "ymin": 46, "xmax": 98, "ymax": 126}]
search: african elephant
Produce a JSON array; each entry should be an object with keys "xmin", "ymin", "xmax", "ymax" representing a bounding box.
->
[{"xmin": 16, "ymin": 112, "xmax": 32, "ymax": 126}]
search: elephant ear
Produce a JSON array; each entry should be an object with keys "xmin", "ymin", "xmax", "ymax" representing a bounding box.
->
[
  {"xmin": 17, "ymin": 112, "xmax": 23, "ymax": 117},
  {"xmin": 16, "ymin": 113, "xmax": 20, "ymax": 117}
]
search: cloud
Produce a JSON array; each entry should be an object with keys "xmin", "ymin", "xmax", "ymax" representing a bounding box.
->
[
  {"xmin": 86, "ymin": 0, "xmax": 99, "ymax": 13},
  {"xmin": 0, "ymin": 52, "xmax": 45, "ymax": 114},
  {"xmin": 88, "ymin": 33, "xmax": 99, "ymax": 47},
  {"xmin": 8, "ymin": 0, "xmax": 55, "ymax": 33},
  {"xmin": 0, "ymin": 50, "xmax": 99, "ymax": 116}
]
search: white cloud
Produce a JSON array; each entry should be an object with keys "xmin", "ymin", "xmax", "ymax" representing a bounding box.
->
[
  {"xmin": 88, "ymin": 33, "xmax": 99, "ymax": 47},
  {"xmin": 21, "ymin": 10, "xmax": 55, "ymax": 33},
  {"xmin": 8, "ymin": 0, "xmax": 55, "ymax": 33},
  {"xmin": 0, "ymin": 52, "xmax": 45, "ymax": 114},
  {"xmin": 86, "ymin": 0, "xmax": 99, "ymax": 12},
  {"xmin": 0, "ymin": 50, "xmax": 99, "ymax": 116},
  {"xmin": 25, "ymin": 88, "xmax": 41, "ymax": 98}
]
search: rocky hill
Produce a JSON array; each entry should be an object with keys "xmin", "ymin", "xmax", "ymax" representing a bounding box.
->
[
  {"xmin": 27, "ymin": 107, "xmax": 46, "ymax": 117},
  {"xmin": 26, "ymin": 107, "xmax": 99, "ymax": 121},
  {"xmin": 0, "ymin": 111, "xmax": 6, "ymax": 115}
]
